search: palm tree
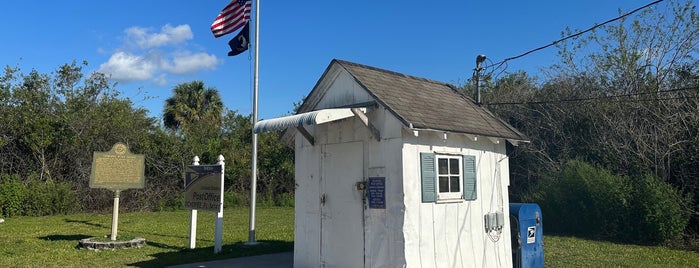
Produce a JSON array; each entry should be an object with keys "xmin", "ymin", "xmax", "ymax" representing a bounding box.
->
[{"xmin": 163, "ymin": 81, "xmax": 223, "ymax": 139}]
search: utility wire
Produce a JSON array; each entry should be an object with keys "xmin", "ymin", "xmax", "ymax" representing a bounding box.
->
[
  {"xmin": 606, "ymin": 95, "xmax": 699, "ymax": 103},
  {"xmin": 485, "ymin": 85, "xmax": 698, "ymax": 106},
  {"xmin": 484, "ymin": 0, "xmax": 665, "ymax": 71}
]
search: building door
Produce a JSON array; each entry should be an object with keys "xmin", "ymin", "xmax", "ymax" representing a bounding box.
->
[{"xmin": 320, "ymin": 142, "xmax": 364, "ymax": 267}]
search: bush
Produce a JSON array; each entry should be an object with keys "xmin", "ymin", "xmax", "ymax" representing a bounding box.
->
[
  {"xmin": 256, "ymin": 192, "xmax": 277, "ymax": 208},
  {"xmin": 156, "ymin": 195, "xmax": 185, "ymax": 211},
  {"xmin": 530, "ymin": 160, "xmax": 691, "ymax": 244},
  {"xmin": 0, "ymin": 174, "xmax": 79, "ymax": 217},
  {"xmin": 24, "ymin": 180, "xmax": 80, "ymax": 216},
  {"xmin": 629, "ymin": 174, "xmax": 692, "ymax": 244},
  {"xmin": 224, "ymin": 191, "xmax": 249, "ymax": 207},
  {"xmin": 24, "ymin": 179, "xmax": 51, "ymax": 216},
  {"xmin": 24, "ymin": 178, "xmax": 80, "ymax": 216},
  {"xmin": 276, "ymin": 193, "xmax": 295, "ymax": 207},
  {"xmin": 0, "ymin": 174, "xmax": 26, "ymax": 217},
  {"xmin": 530, "ymin": 160, "xmax": 631, "ymax": 239}
]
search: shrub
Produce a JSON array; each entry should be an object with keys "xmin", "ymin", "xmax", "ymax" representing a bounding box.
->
[
  {"xmin": 530, "ymin": 159, "xmax": 631, "ymax": 239},
  {"xmin": 529, "ymin": 159, "xmax": 691, "ymax": 244},
  {"xmin": 50, "ymin": 181, "xmax": 80, "ymax": 214},
  {"xmin": 24, "ymin": 179, "xmax": 51, "ymax": 216},
  {"xmin": 224, "ymin": 191, "xmax": 249, "ymax": 207},
  {"xmin": 257, "ymin": 192, "xmax": 277, "ymax": 208},
  {"xmin": 156, "ymin": 195, "xmax": 185, "ymax": 211},
  {"xmin": 628, "ymin": 174, "xmax": 692, "ymax": 244},
  {"xmin": 24, "ymin": 178, "xmax": 80, "ymax": 216},
  {"xmin": 0, "ymin": 174, "xmax": 26, "ymax": 217},
  {"xmin": 0, "ymin": 174, "xmax": 79, "ymax": 217},
  {"xmin": 276, "ymin": 193, "xmax": 295, "ymax": 207}
]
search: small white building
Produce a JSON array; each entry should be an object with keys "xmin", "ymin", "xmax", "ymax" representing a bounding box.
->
[{"xmin": 254, "ymin": 60, "xmax": 528, "ymax": 267}]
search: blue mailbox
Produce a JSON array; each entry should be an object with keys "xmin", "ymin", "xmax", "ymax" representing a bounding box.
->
[{"xmin": 510, "ymin": 203, "xmax": 544, "ymax": 268}]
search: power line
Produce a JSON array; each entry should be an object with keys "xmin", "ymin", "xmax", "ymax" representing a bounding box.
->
[
  {"xmin": 484, "ymin": 0, "xmax": 665, "ymax": 71},
  {"xmin": 606, "ymin": 95, "xmax": 699, "ymax": 103},
  {"xmin": 485, "ymin": 85, "xmax": 698, "ymax": 106}
]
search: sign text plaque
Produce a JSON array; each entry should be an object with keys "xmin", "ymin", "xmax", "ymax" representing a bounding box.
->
[
  {"xmin": 368, "ymin": 177, "xmax": 386, "ymax": 209},
  {"xmin": 90, "ymin": 143, "xmax": 145, "ymax": 190}
]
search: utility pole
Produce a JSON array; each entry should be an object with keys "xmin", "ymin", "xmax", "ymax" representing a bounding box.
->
[{"xmin": 475, "ymin": 55, "xmax": 486, "ymax": 105}]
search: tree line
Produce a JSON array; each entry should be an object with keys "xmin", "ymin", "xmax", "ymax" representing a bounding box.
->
[
  {"xmin": 465, "ymin": 0, "xmax": 698, "ymax": 245},
  {"xmin": 0, "ymin": 61, "xmax": 294, "ymax": 216}
]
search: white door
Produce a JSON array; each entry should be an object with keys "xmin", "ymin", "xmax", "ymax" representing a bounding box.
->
[{"xmin": 320, "ymin": 142, "xmax": 364, "ymax": 267}]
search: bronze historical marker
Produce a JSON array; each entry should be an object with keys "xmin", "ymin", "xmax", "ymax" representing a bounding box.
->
[{"xmin": 90, "ymin": 143, "xmax": 145, "ymax": 190}]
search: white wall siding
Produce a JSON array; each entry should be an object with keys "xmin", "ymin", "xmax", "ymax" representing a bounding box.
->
[
  {"xmin": 402, "ymin": 131, "xmax": 513, "ymax": 268},
  {"xmin": 364, "ymin": 136, "xmax": 405, "ymax": 268},
  {"xmin": 294, "ymin": 135, "xmax": 322, "ymax": 267},
  {"xmin": 315, "ymin": 69, "xmax": 374, "ymax": 110}
]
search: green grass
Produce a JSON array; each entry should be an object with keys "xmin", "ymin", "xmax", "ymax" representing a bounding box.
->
[
  {"xmin": 544, "ymin": 236, "xmax": 699, "ymax": 267},
  {"xmin": 0, "ymin": 207, "xmax": 294, "ymax": 267},
  {"xmin": 2, "ymin": 207, "xmax": 699, "ymax": 267}
]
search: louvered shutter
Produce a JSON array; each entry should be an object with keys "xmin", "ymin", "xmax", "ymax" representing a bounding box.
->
[
  {"xmin": 420, "ymin": 153, "xmax": 436, "ymax": 203},
  {"xmin": 463, "ymin": 155, "xmax": 477, "ymax": 201}
]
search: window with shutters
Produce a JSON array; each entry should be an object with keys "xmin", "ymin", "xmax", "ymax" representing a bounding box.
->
[
  {"xmin": 437, "ymin": 155, "xmax": 463, "ymax": 200},
  {"xmin": 421, "ymin": 153, "xmax": 477, "ymax": 203}
]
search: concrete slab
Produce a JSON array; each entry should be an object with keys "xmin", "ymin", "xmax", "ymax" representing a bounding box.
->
[{"xmin": 168, "ymin": 251, "xmax": 293, "ymax": 268}]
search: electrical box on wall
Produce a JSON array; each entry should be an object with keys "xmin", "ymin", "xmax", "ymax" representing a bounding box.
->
[
  {"xmin": 484, "ymin": 211, "xmax": 505, "ymax": 232},
  {"xmin": 510, "ymin": 203, "xmax": 544, "ymax": 268}
]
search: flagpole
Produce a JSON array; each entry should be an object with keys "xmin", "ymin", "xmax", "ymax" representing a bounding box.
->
[{"xmin": 248, "ymin": 0, "xmax": 260, "ymax": 244}]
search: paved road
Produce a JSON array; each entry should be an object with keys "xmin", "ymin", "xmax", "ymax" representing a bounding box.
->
[{"xmin": 168, "ymin": 252, "xmax": 293, "ymax": 268}]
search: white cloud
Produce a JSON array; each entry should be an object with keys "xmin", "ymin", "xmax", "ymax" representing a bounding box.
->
[
  {"xmin": 125, "ymin": 24, "xmax": 193, "ymax": 49},
  {"xmin": 163, "ymin": 52, "xmax": 219, "ymax": 74},
  {"xmin": 152, "ymin": 74, "xmax": 168, "ymax": 86},
  {"xmin": 98, "ymin": 51, "xmax": 158, "ymax": 81},
  {"xmin": 98, "ymin": 24, "xmax": 221, "ymax": 84}
]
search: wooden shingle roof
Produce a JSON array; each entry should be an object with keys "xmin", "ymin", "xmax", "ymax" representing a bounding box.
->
[{"xmin": 334, "ymin": 59, "xmax": 527, "ymax": 141}]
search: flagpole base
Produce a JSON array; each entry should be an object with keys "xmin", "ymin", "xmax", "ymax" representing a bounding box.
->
[
  {"xmin": 244, "ymin": 230, "xmax": 262, "ymax": 246},
  {"xmin": 244, "ymin": 241, "xmax": 262, "ymax": 246},
  {"xmin": 245, "ymin": 230, "xmax": 259, "ymax": 246}
]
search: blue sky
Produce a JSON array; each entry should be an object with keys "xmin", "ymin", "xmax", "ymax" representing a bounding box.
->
[{"xmin": 1, "ymin": 1, "xmax": 657, "ymax": 121}]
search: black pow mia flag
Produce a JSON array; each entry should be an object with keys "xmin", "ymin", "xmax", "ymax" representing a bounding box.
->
[{"xmin": 227, "ymin": 21, "xmax": 250, "ymax": 57}]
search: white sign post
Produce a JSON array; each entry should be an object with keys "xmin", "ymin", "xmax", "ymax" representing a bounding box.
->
[
  {"xmin": 189, "ymin": 156, "xmax": 200, "ymax": 249},
  {"xmin": 111, "ymin": 190, "xmax": 120, "ymax": 241},
  {"xmin": 184, "ymin": 155, "xmax": 225, "ymax": 254},
  {"xmin": 214, "ymin": 155, "xmax": 225, "ymax": 253}
]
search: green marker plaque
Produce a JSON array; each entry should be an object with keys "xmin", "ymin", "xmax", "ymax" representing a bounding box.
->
[{"xmin": 90, "ymin": 143, "xmax": 145, "ymax": 190}]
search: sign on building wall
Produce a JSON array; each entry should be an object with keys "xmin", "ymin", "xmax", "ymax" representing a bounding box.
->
[
  {"xmin": 90, "ymin": 143, "xmax": 145, "ymax": 190},
  {"xmin": 368, "ymin": 177, "xmax": 386, "ymax": 209},
  {"xmin": 184, "ymin": 165, "xmax": 223, "ymax": 211}
]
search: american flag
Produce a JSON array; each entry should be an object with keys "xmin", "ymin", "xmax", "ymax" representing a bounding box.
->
[{"xmin": 211, "ymin": 0, "xmax": 252, "ymax": 38}]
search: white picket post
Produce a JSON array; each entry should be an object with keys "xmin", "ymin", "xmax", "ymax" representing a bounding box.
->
[
  {"xmin": 214, "ymin": 154, "xmax": 225, "ymax": 254},
  {"xmin": 189, "ymin": 156, "xmax": 199, "ymax": 249}
]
